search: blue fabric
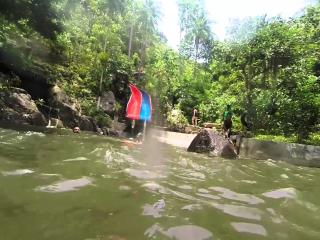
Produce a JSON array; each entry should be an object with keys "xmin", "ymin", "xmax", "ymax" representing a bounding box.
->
[{"xmin": 139, "ymin": 90, "xmax": 152, "ymax": 121}]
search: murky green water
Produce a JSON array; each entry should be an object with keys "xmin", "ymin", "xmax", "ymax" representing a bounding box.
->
[{"xmin": 0, "ymin": 127, "xmax": 320, "ymax": 240}]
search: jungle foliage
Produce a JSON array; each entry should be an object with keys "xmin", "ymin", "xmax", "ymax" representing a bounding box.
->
[{"xmin": 0, "ymin": 0, "xmax": 319, "ymax": 143}]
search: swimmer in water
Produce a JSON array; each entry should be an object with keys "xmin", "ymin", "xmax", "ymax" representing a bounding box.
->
[{"xmin": 73, "ymin": 126, "xmax": 80, "ymax": 133}]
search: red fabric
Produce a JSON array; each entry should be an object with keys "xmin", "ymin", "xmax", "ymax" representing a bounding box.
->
[{"xmin": 126, "ymin": 84, "xmax": 142, "ymax": 120}]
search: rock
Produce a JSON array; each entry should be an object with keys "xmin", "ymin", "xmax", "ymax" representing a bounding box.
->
[
  {"xmin": 48, "ymin": 85, "xmax": 82, "ymax": 128},
  {"xmin": 99, "ymin": 91, "xmax": 115, "ymax": 113},
  {"xmin": 7, "ymin": 91, "xmax": 38, "ymax": 113},
  {"xmin": 187, "ymin": 128, "xmax": 240, "ymax": 159},
  {"xmin": 109, "ymin": 129, "xmax": 120, "ymax": 137},
  {"xmin": 96, "ymin": 127, "xmax": 104, "ymax": 135},
  {"xmin": 185, "ymin": 125, "xmax": 201, "ymax": 134},
  {"xmin": 47, "ymin": 118, "xmax": 64, "ymax": 128},
  {"xmin": 0, "ymin": 88, "xmax": 47, "ymax": 126},
  {"xmin": 102, "ymin": 127, "xmax": 120, "ymax": 137},
  {"xmin": 111, "ymin": 120, "xmax": 126, "ymax": 132},
  {"xmin": 30, "ymin": 112, "xmax": 47, "ymax": 126},
  {"xmin": 240, "ymin": 138, "xmax": 320, "ymax": 167},
  {"xmin": 47, "ymin": 85, "xmax": 63, "ymax": 100},
  {"xmin": 203, "ymin": 122, "xmax": 221, "ymax": 130},
  {"xmin": 75, "ymin": 115, "xmax": 96, "ymax": 131}
]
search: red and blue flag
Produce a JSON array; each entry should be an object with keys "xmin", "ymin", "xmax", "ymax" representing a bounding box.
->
[{"xmin": 126, "ymin": 84, "xmax": 152, "ymax": 122}]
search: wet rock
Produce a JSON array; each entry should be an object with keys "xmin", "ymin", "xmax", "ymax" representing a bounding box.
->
[
  {"xmin": 96, "ymin": 127, "xmax": 104, "ymax": 135},
  {"xmin": 102, "ymin": 127, "xmax": 120, "ymax": 137},
  {"xmin": 240, "ymin": 138, "xmax": 320, "ymax": 167},
  {"xmin": 187, "ymin": 128, "xmax": 240, "ymax": 159}
]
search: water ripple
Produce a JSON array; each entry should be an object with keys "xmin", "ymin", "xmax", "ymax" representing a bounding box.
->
[{"xmin": 231, "ymin": 222, "xmax": 267, "ymax": 236}]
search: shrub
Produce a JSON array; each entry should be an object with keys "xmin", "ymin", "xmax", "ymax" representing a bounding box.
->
[{"xmin": 167, "ymin": 106, "xmax": 188, "ymax": 132}]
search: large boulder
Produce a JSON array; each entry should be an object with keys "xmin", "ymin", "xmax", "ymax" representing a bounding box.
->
[
  {"xmin": 76, "ymin": 115, "xmax": 96, "ymax": 132},
  {"xmin": 47, "ymin": 85, "xmax": 82, "ymax": 127},
  {"xmin": 187, "ymin": 128, "xmax": 240, "ymax": 159},
  {"xmin": 99, "ymin": 91, "xmax": 116, "ymax": 113},
  {"xmin": 0, "ymin": 88, "xmax": 47, "ymax": 126}
]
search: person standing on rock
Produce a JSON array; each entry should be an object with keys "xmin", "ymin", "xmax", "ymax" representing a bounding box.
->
[
  {"xmin": 222, "ymin": 104, "xmax": 233, "ymax": 138},
  {"xmin": 192, "ymin": 108, "xmax": 199, "ymax": 126}
]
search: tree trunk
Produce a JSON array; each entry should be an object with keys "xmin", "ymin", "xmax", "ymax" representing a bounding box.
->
[
  {"xmin": 128, "ymin": 24, "xmax": 133, "ymax": 58},
  {"xmin": 97, "ymin": 38, "xmax": 108, "ymax": 109}
]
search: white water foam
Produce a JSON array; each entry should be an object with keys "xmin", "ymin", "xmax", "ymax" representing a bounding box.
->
[{"xmin": 25, "ymin": 131, "xmax": 45, "ymax": 137}]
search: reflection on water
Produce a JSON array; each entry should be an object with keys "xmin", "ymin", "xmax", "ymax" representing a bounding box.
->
[
  {"xmin": 165, "ymin": 225, "xmax": 213, "ymax": 240},
  {"xmin": 212, "ymin": 203, "xmax": 263, "ymax": 220},
  {"xmin": 63, "ymin": 157, "xmax": 89, "ymax": 162},
  {"xmin": 0, "ymin": 127, "xmax": 320, "ymax": 240},
  {"xmin": 124, "ymin": 168, "xmax": 166, "ymax": 179},
  {"xmin": 231, "ymin": 222, "xmax": 267, "ymax": 236},
  {"xmin": 35, "ymin": 177, "xmax": 93, "ymax": 192},
  {"xmin": 143, "ymin": 199, "xmax": 166, "ymax": 218},
  {"xmin": 145, "ymin": 224, "xmax": 213, "ymax": 240},
  {"xmin": 209, "ymin": 186, "xmax": 264, "ymax": 204},
  {"xmin": 262, "ymin": 187, "xmax": 297, "ymax": 199},
  {"xmin": 2, "ymin": 168, "xmax": 34, "ymax": 176}
]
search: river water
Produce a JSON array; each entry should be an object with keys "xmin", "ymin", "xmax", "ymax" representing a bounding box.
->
[{"xmin": 0, "ymin": 127, "xmax": 319, "ymax": 240}]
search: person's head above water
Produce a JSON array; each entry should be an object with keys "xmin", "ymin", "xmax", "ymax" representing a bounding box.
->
[{"xmin": 73, "ymin": 126, "xmax": 80, "ymax": 133}]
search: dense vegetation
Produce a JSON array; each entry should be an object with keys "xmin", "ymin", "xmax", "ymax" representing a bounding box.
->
[{"xmin": 0, "ymin": 0, "xmax": 319, "ymax": 144}]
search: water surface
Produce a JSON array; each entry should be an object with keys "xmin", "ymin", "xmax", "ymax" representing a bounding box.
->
[{"xmin": 0, "ymin": 127, "xmax": 319, "ymax": 240}]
